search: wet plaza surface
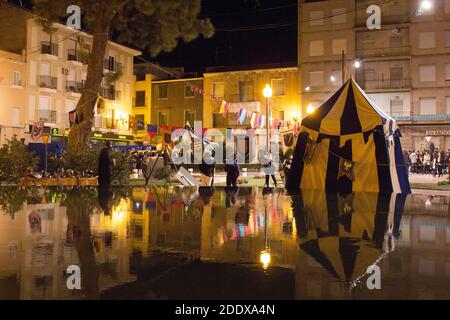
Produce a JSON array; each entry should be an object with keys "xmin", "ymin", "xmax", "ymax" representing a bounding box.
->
[{"xmin": 0, "ymin": 186, "xmax": 449, "ymax": 300}]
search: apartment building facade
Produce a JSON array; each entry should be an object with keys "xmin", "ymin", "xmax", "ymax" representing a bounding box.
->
[
  {"xmin": 0, "ymin": 50, "xmax": 27, "ymax": 144},
  {"xmin": 150, "ymin": 77, "xmax": 204, "ymax": 145},
  {"xmin": 203, "ymin": 65, "xmax": 300, "ymax": 162},
  {"xmin": 203, "ymin": 65, "xmax": 301, "ymax": 129},
  {"xmin": 298, "ymin": 0, "xmax": 450, "ymax": 151},
  {"xmin": 0, "ymin": 3, "xmax": 141, "ymax": 145}
]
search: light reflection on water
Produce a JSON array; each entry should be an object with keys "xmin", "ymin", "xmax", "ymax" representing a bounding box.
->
[{"xmin": 0, "ymin": 187, "xmax": 449, "ymax": 300}]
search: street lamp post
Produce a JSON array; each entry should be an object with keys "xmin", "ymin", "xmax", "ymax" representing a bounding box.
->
[{"xmin": 263, "ymin": 84, "xmax": 273, "ymax": 153}]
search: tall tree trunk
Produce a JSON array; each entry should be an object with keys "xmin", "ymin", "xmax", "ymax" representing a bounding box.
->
[{"xmin": 68, "ymin": 2, "xmax": 112, "ymax": 155}]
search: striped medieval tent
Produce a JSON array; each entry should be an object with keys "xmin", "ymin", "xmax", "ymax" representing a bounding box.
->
[
  {"xmin": 292, "ymin": 190, "xmax": 407, "ymax": 284},
  {"xmin": 286, "ymin": 79, "xmax": 411, "ymax": 194}
]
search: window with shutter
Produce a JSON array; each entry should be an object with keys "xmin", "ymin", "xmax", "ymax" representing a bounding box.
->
[{"xmin": 419, "ymin": 98, "xmax": 437, "ymax": 115}]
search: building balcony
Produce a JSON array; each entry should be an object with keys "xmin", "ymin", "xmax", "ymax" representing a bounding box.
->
[
  {"xmin": 362, "ymin": 79, "xmax": 411, "ymax": 91},
  {"xmin": 39, "ymin": 75, "xmax": 57, "ymax": 90},
  {"xmin": 393, "ymin": 114, "xmax": 450, "ymax": 123},
  {"xmin": 67, "ymin": 49, "xmax": 85, "ymax": 65},
  {"xmin": 100, "ymin": 87, "xmax": 120, "ymax": 101},
  {"xmin": 41, "ymin": 42, "xmax": 59, "ymax": 57},
  {"xmin": 357, "ymin": 46, "xmax": 411, "ymax": 58},
  {"xmin": 66, "ymin": 81, "xmax": 83, "ymax": 94},
  {"xmin": 38, "ymin": 110, "xmax": 57, "ymax": 124},
  {"xmin": 103, "ymin": 60, "xmax": 123, "ymax": 73}
]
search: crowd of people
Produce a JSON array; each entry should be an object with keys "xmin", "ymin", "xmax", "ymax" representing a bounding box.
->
[{"xmin": 404, "ymin": 148, "xmax": 450, "ymax": 177}]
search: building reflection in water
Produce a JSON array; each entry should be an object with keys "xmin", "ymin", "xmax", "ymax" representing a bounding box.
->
[{"xmin": 0, "ymin": 187, "xmax": 449, "ymax": 300}]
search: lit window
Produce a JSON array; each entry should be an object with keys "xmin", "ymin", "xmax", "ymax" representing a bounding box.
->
[
  {"xmin": 419, "ymin": 65, "xmax": 436, "ymax": 82},
  {"xmin": 212, "ymin": 82, "xmax": 224, "ymax": 98},
  {"xmin": 419, "ymin": 97, "xmax": 437, "ymax": 115},
  {"xmin": 271, "ymin": 79, "xmax": 285, "ymax": 96},
  {"xmin": 159, "ymin": 84, "xmax": 168, "ymax": 99},
  {"xmin": 309, "ymin": 40, "xmax": 324, "ymax": 57},
  {"xmin": 419, "ymin": 32, "xmax": 435, "ymax": 49},
  {"xmin": 185, "ymin": 85, "xmax": 195, "ymax": 98},
  {"xmin": 13, "ymin": 71, "xmax": 21, "ymax": 86},
  {"xmin": 309, "ymin": 71, "xmax": 324, "ymax": 87},
  {"xmin": 332, "ymin": 39, "xmax": 347, "ymax": 55},
  {"xmin": 445, "ymin": 30, "xmax": 450, "ymax": 48}
]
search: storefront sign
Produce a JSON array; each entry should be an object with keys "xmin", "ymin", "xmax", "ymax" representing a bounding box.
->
[
  {"xmin": 426, "ymin": 131, "xmax": 450, "ymax": 136},
  {"xmin": 92, "ymin": 132, "xmax": 134, "ymax": 142}
]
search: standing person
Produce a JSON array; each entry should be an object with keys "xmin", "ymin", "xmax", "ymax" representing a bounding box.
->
[
  {"xmin": 199, "ymin": 150, "xmax": 215, "ymax": 188},
  {"xmin": 142, "ymin": 156, "xmax": 152, "ymax": 185},
  {"xmin": 98, "ymin": 141, "xmax": 113, "ymax": 188},
  {"xmin": 424, "ymin": 151, "xmax": 431, "ymax": 174},
  {"xmin": 225, "ymin": 154, "xmax": 240, "ymax": 188},
  {"xmin": 409, "ymin": 150, "xmax": 418, "ymax": 173},
  {"xmin": 260, "ymin": 150, "xmax": 277, "ymax": 188}
]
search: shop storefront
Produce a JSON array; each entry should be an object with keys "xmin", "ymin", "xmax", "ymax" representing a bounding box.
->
[{"xmin": 399, "ymin": 124, "xmax": 450, "ymax": 151}]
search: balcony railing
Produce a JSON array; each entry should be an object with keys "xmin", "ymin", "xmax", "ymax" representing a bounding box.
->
[
  {"xmin": 66, "ymin": 81, "xmax": 83, "ymax": 93},
  {"xmin": 67, "ymin": 49, "xmax": 85, "ymax": 63},
  {"xmin": 103, "ymin": 60, "xmax": 122, "ymax": 72},
  {"xmin": 100, "ymin": 87, "xmax": 120, "ymax": 101},
  {"xmin": 393, "ymin": 114, "xmax": 450, "ymax": 122},
  {"xmin": 357, "ymin": 46, "xmax": 411, "ymax": 58},
  {"xmin": 362, "ymin": 79, "xmax": 411, "ymax": 90},
  {"xmin": 41, "ymin": 41, "xmax": 59, "ymax": 56},
  {"xmin": 38, "ymin": 110, "xmax": 57, "ymax": 123},
  {"xmin": 39, "ymin": 75, "xmax": 57, "ymax": 89}
]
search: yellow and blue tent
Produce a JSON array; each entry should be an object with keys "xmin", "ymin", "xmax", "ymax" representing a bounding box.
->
[
  {"xmin": 286, "ymin": 79, "xmax": 411, "ymax": 194},
  {"xmin": 292, "ymin": 190, "xmax": 407, "ymax": 283}
]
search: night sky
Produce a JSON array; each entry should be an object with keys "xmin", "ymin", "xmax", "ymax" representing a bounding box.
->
[
  {"xmin": 151, "ymin": 0, "xmax": 298, "ymax": 72},
  {"xmin": 8, "ymin": 0, "xmax": 298, "ymax": 72}
]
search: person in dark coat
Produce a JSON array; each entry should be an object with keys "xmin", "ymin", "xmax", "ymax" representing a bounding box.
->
[
  {"xmin": 225, "ymin": 156, "xmax": 240, "ymax": 188},
  {"xmin": 98, "ymin": 141, "xmax": 112, "ymax": 188},
  {"xmin": 199, "ymin": 150, "xmax": 215, "ymax": 187}
]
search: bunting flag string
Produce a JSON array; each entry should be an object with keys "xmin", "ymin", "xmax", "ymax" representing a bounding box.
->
[{"xmin": 186, "ymin": 82, "xmax": 300, "ymax": 130}]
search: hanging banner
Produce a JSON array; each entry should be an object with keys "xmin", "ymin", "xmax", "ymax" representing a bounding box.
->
[
  {"xmin": 31, "ymin": 121, "xmax": 44, "ymax": 142},
  {"xmin": 258, "ymin": 115, "xmax": 266, "ymax": 129},
  {"xmin": 303, "ymin": 138, "xmax": 317, "ymax": 164},
  {"xmin": 69, "ymin": 110, "xmax": 78, "ymax": 128},
  {"xmin": 338, "ymin": 158, "xmax": 355, "ymax": 181},
  {"xmin": 96, "ymin": 96, "xmax": 106, "ymax": 114},
  {"xmin": 250, "ymin": 112, "xmax": 259, "ymax": 129},
  {"xmin": 237, "ymin": 109, "xmax": 247, "ymax": 124},
  {"xmin": 147, "ymin": 124, "xmax": 158, "ymax": 138}
]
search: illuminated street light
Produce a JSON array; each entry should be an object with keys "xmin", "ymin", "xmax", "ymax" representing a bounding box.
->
[
  {"xmin": 263, "ymin": 84, "xmax": 272, "ymax": 153},
  {"xmin": 305, "ymin": 86, "xmax": 310, "ymax": 91},
  {"xmin": 260, "ymin": 250, "xmax": 271, "ymax": 269},
  {"xmin": 353, "ymin": 60, "xmax": 362, "ymax": 69},
  {"xmin": 330, "ymin": 75, "xmax": 336, "ymax": 82},
  {"xmin": 263, "ymin": 84, "xmax": 273, "ymax": 98},
  {"xmin": 421, "ymin": 0, "xmax": 432, "ymax": 10},
  {"xmin": 307, "ymin": 103, "xmax": 315, "ymax": 114}
]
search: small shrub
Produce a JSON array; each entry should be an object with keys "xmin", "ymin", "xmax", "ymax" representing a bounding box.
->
[
  {"xmin": 154, "ymin": 165, "xmax": 172, "ymax": 181},
  {"xmin": 0, "ymin": 137, "xmax": 38, "ymax": 183}
]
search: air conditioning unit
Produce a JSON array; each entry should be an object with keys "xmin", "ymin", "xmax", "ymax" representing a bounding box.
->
[{"xmin": 62, "ymin": 68, "xmax": 69, "ymax": 75}]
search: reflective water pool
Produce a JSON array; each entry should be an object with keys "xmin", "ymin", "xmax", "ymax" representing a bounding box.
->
[{"xmin": 0, "ymin": 187, "xmax": 449, "ymax": 300}]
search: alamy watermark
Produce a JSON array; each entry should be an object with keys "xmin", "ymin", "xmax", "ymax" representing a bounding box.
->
[{"xmin": 66, "ymin": 265, "xmax": 81, "ymax": 290}]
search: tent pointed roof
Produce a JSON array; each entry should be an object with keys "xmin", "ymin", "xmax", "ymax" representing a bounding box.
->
[{"xmin": 302, "ymin": 78, "xmax": 396, "ymax": 137}]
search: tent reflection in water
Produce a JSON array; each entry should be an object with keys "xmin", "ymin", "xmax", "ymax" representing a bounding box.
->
[
  {"xmin": 292, "ymin": 190, "xmax": 406, "ymax": 286},
  {"xmin": 287, "ymin": 79, "xmax": 410, "ymax": 194}
]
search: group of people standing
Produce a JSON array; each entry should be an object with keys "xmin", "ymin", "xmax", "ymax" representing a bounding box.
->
[{"xmin": 405, "ymin": 148, "xmax": 450, "ymax": 177}]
